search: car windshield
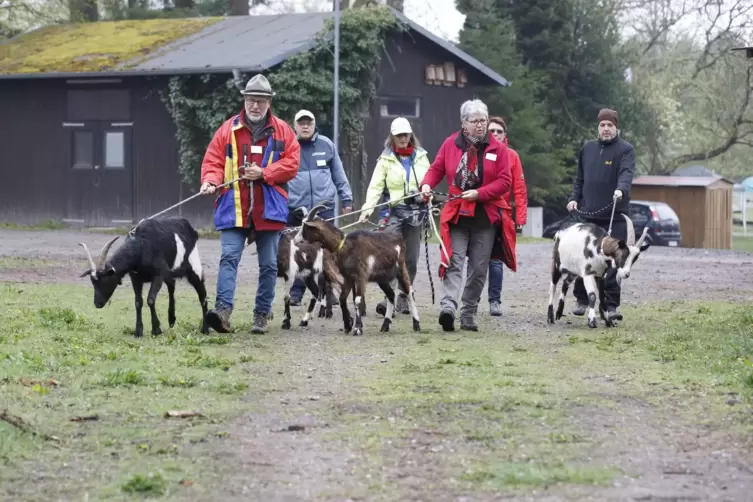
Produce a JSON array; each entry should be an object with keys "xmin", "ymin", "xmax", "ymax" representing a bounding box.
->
[{"xmin": 654, "ymin": 203, "xmax": 679, "ymax": 220}]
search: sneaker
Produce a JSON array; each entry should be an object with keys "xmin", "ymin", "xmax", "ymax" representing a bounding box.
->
[
  {"xmin": 438, "ymin": 309, "xmax": 455, "ymax": 332},
  {"xmin": 489, "ymin": 301, "xmax": 502, "ymax": 317},
  {"xmin": 205, "ymin": 305, "xmax": 232, "ymax": 333},
  {"xmin": 251, "ymin": 311, "xmax": 269, "ymax": 334},
  {"xmin": 460, "ymin": 317, "xmax": 478, "ymax": 331},
  {"xmin": 572, "ymin": 303, "xmax": 588, "ymax": 316},
  {"xmin": 605, "ymin": 307, "xmax": 623, "ymax": 321}
]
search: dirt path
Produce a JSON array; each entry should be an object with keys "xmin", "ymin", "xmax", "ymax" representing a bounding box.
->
[{"xmin": 2, "ymin": 228, "xmax": 753, "ymax": 500}]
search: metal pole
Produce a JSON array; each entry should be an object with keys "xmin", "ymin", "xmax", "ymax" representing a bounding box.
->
[{"xmin": 333, "ymin": 0, "xmax": 341, "ymax": 227}]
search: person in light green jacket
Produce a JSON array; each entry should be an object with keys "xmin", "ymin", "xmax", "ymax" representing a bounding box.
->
[{"xmin": 358, "ymin": 117, "xmax": 431, "ymax": 315}]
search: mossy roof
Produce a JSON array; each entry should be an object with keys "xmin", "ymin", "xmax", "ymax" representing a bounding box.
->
[{"xmin": 0, "ymin": 17, "xmax": 222, "ymax": 76}]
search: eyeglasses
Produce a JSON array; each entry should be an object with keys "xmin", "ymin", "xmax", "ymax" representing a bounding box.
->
[
  {"xmin": 489, "ymin": 128, "xmax": 505, "ymax": 134},
  {"xmin": 465, "ymin": 118, "xmax": 488, "ymax": 125}
]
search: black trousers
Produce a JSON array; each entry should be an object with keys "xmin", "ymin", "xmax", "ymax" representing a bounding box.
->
[{"xmin": 573, "ymin": 216, "xmax": 627, "ymax": 309}]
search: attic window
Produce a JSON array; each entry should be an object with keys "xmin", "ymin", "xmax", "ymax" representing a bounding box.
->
[{"xmin": 379, "ymin": 96, "xmax": 420, "ymax": 118}]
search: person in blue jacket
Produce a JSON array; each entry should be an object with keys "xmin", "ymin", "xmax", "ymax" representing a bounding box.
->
[{"xmin": 287, "ymin": 109, "xmax": 353, "ymax": 305}]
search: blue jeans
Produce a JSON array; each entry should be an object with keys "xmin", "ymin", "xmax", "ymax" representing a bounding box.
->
[
  {"xmin": 488, "ymin": 259, "xmax": 504, "ymax": 303},
  {"xmin": 216, "ymin": 227, "xmax": 280, "ymax": 314},
  {"xmin": 288, "ymin": 207, "xmax": 334, "ymax": 302}
]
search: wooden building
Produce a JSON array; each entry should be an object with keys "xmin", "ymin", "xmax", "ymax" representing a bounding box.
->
[
  {"xmin": 0, "ymin": 9, "xmax": 509, "ymax": 228},
  {"xmin": 631, "ymin": 175, "xmax": 735, "ymax": 249}
]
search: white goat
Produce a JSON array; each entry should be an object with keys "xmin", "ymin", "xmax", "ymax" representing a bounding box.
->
[{"xmin": 547, "ymin": 214, "xmax": 650, "ymax": 328}]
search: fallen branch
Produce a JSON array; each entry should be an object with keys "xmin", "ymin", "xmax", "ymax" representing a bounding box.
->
[
  {"xmin": 164, "ymin": 410, "xmax": 204, "ymax": 419},
  {"xmin": 0, "ymin": 409, "xmax": 59, "ymax": 442},
  {"xmin": 70, "ymin": 415, "xmax": 99, "ymax": 422}
]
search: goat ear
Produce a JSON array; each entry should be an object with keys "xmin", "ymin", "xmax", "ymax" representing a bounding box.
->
[
  {"xmin": 303, "ymin": 221, "xmax": 316, "ymax": 228},
  {"xmin": 102, "ymin": 266, "xmax": 117, "ymax": 276},
  {"xmin": 639, "ymin": 242, "xmax": 651, "ymax": 252},
  {"xmin": 80, "ymin": 269, "xmax": 92, "ymax": 278}
]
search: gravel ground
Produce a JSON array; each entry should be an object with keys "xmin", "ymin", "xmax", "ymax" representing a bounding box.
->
[{"xmin": 2, "ymin": 227, "xmax": 753, "ymax": 501}]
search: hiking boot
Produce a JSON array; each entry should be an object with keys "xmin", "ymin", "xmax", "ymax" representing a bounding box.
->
[
  {"xmin": 251, "ymin": 311, "xmax": 269, "ymax": 334},
  {"xmin": 460, "ymin": 317, "xmax": 479, "ymax": 331},
  {"xmin": 395, "ymin": 293, "xmax": 410, "ymax": 314},
  {"xmin": 439, "ymin": 309, "xmax": 455, "ymax": 332},
  {"xmin": 205, "ymin": 305, "xmax": 232, "ymax": 333},
  {"xmin": 572, "ymin": 303, "xmax": 588, "ymax": 316},
  {"xmin": 605, "ymin": 307, "xmax": 623, "ymax": 322},
  {"xmin": 489, "ymin": 301, "xmax": 502, "ymax": 317}
]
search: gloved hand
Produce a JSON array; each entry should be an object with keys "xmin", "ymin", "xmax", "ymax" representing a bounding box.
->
[{"xmin": 613, "ymin": 189, "xmax": 623, "ymax": 200}]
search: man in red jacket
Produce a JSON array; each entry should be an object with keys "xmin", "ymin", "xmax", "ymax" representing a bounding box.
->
[
  {"xmin": 199, "ymin": 74, "xmax": 300, "ymax": 334},
  {"xmin": 487, "ymin": 116, "xmax": 528, "ymax": 316}
]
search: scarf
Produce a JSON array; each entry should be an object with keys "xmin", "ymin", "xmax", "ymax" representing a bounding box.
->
[
  {"xmin": 394, "ymin": 145, "xmax": 414, "ymax": 157},
  {"xmin": 455, "ymin": 130, "xmax": 482, "ymax": 191}
]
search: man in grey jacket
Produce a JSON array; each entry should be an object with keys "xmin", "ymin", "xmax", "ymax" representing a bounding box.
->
[
  {"xmin": 567, "ymin": 108, "xmax": 636, "ymax": 322},
  {"xmin": 287, "ymin": 109, "xmax": 353, "ymax": 305}
]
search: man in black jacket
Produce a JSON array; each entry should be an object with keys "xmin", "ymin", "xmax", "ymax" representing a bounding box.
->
[{"xmin": 566, "ymin": 108, "xmax": 636, "ymax": 321}]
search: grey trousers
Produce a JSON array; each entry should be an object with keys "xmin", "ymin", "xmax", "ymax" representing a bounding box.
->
[
  {"xmin": 385, "ymin": 214, "xmax": 422, "ymax": 293},
  {"xmin": 440, "ymin": 218, "xmax": 497, "ymax": 319}
]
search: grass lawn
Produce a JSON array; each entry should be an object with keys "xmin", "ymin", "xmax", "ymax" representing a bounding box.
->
[
  {"xmin": 733, "ymin": 234, "xmax": 753, "ymax": 253},
  {"xmin": 1, "ymin": 281, "xmax": 752, "ymax": 500}
]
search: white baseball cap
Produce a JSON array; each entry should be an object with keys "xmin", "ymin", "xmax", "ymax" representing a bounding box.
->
[
  {"xmin": 294, "ymin": 109, "xmax": 315, "ymax": 122},
  {"xmin": 390, "ymin": 117, "xmax": 413, "ymax": 135}
]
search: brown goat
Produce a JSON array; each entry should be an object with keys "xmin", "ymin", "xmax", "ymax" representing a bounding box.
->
[
  {"xmin": 277, "ymin": 230, "xmax": 343, "ymax": 330},
  {"xmin": 293, "ymin": 204, "xmax": 420, "ymax": 336}
]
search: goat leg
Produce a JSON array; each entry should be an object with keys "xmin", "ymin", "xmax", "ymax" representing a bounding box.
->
[
  {"xmin": 350, "ymin": 276, "xmax": 366, "ymax": 336},
  {"xmin": 300, "ymin": 275, "xmax": 320, "ymax": 328},
  {"xmin": 131, "ymin": 274, "xmax": 145, "ymax": 338},
  {"xmin": 397, "ymin": 260, "xmax": 420, "ymax": 332},
  {"xmin": 340, "ymin": 278, "xmax": 354, "ymax": 333},
  {"xmin": 146, "ymin": 276, "xmax": 164, "ymax": 335},
  {"xmin": 377, "ymin": 280, "xmax": 395, "ymax": 333},
  {"xmin": 186, "ymin": 270, "xmax": 209, "ymax": 334},
  {"xmin": 582, "ymin": 275, "xmax": 599, "ymax": 329},
  {"xmin": 556, "ymin": 274, "xmax": 572, "ymax": 321},
  {"xmin": 166, "ymin": 278, "xmax": 176, "ymax": 328},
  {"xmin": 547, "ymin": 268, "xmax": 561, "ymax": 324},
  {"xmin": 282, "ymin": 278, "xmax": 292, "ymax": 330},
  {"xmin": 317, "ymin": 274, "xmax": 328, "ymax": 319},
  {"xmin": 597, "ymin": 278, "xmax": 615, "ymax": 328}
]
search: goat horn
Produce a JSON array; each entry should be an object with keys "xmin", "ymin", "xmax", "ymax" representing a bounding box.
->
[
  {"xmin": 306, "ymin": 203, "xmax": 328, "ymax": 221},
  {"xmin": 622, "ymin": 213, "xmax": 635, "ymax": 246},
  {"xmin": 79, "ymin": 242, "xmax": 97, "ymax": 271},
  {"xmin": 636, "ymin": 226, "xmax": 649, "ymax": 247},
  {"xmin": 97, "ymin": 236, "xmax": 120, "ymax": 269}
]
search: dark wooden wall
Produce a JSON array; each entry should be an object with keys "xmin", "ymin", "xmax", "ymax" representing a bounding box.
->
[{"xmin": 0, "ymin": 80, "xmax": 67, "ymax": 224}]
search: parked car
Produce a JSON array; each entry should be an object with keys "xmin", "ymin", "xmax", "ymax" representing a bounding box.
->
[{"xmin": 542, "ymin": 200, "xmax": 682, "ymax": 247}]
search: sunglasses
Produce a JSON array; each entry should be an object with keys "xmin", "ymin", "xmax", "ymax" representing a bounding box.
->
[{"xmin": 489, "ymin": 128, "xmax": 505, "ymax": 134}]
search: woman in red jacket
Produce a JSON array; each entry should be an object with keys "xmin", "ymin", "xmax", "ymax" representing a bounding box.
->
[
  {"xmin": 487, "ymin": 116, "xmax": 528, "ymax": 317},
  {"xmin": 420, "ymin": 100, "xmax": 512, "ymax": 332}
]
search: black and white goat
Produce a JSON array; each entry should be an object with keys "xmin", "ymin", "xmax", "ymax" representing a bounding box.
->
[
  {"xmin": 79, "ymin": 217, "xmax": 209, "ymax": 337},
  {"xmin": 277, "ymin": 220, "xmax": 343, "ymax": 329},
  {"xmin": 294, "ymin": 203, "xmax": 420, "ymax": 336},
  {"xmin": 547, "ymin": 214, "xmax": 650, "ymax": 328}
]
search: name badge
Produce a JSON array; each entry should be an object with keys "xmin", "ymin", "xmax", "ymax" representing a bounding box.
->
[
  {"xmin": 250, "ymin": 145, "xmax": 263, "ymax": 154},
  {"xmin": 316, "ymin": 159, "xmax": 327, "ymax": 167},
  {"xmin": 485, "ymin": 153, "xmax": 497, "ymax": 161}
]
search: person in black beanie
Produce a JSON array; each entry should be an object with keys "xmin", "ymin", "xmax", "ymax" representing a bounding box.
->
[{"xmin": 566, "ymin": 108, "xmax": 636, "ymax": 321}]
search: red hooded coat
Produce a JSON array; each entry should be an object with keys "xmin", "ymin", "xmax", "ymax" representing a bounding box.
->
[
  {"xmin": 420, "ymin": 132, "xmax": 513, "ymax": 278},
  {"xmin": 489, "ymin": 138, "xmax": 528, "ymax": 271}
]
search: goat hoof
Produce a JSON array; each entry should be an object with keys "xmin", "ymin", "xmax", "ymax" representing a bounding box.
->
[
  {"xmin": 299, "ymin": 320, "xmax": 309, "ymax": 327},
  {"xmin": 134, "ymin": 330, "xmax": 143, "ymax": 338},
  {"xmin": 547, "ymin": 306, "xmax": 555, "ymax": 324},
  {"xmin": 318, "ymin": 306, "xmax": 326, "ymax": 318},
  {"xmin": 325, "ymin": 309, "xmax": 333, "ymax": 319},
  {"xmin": 152, "ymin": 328, "xmax": 162, "ymax": 335},
  {"xmin": 379, "ymin": 319, "xmax": 391, "ymax": 332},
  {"xmin": 412, "ymin": 319, "xmax": 421, "ymax": 332},
  {"xmin": 587, "ymin": 318, "xmax": 597, "ymax": 329},
  {"xmin": 281, "ymin": 319, "xmax": 291, "ymax": 330}
]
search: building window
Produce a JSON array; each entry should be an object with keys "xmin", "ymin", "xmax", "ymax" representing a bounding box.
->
[
  {"xmin": 72, "ymin": 130, "xmax": 94, "ymax": 170},
  {"xmin": 379, "ymin": 97, "xmax": 420, "ymax": 118},
  {"xmin": 104, "ymin": 131, "xmax": 125, "ymax": 169}
]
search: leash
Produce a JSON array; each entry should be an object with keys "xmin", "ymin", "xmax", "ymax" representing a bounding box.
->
[
  {"xmin": 607, "ymin": 194, "xmax": 618, "ymax": 236},
  {"xmin": 128, "ymin": 177, "xmax": 242, "ymax": 237}
]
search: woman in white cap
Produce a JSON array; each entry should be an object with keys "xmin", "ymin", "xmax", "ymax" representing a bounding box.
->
[{"xmin": 358, "ymin": 116, "xmax": 430, "ymax": 315}]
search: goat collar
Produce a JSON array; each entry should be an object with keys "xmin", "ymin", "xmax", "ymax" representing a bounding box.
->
[{"xmin": 337, "ymin": 238, "xmax": 346, "ymax": 251}]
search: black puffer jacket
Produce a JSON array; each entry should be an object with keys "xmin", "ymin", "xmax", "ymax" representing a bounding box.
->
[{"xmin": 568, "ymin": 135, "xmax": 636, "ymax": 220}]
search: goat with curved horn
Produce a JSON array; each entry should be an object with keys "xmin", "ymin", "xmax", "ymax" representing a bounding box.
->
[
  {"xmin": 97, "ymin": 236, "xmax": 120, "ymax": 270},
  {"xmin": 621, "ymin": 213, "xmax": 635, "ymax": 246}
]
